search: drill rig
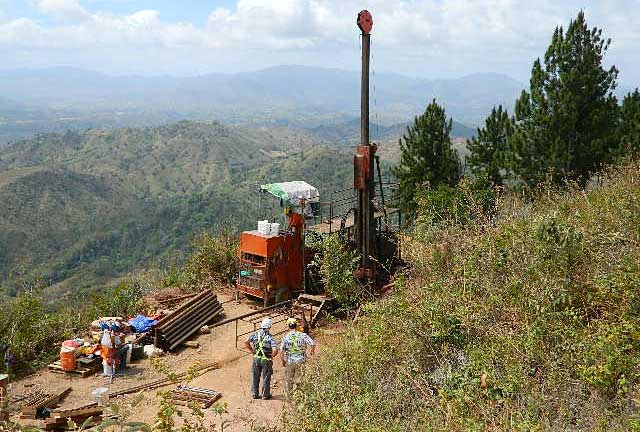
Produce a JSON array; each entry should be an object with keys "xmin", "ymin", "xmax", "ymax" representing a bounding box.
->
[{"xmin": 235, "ymin": 10, "xmax": 400, "ymax": 306}]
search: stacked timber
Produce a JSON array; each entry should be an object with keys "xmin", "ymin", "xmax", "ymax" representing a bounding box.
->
[
  {"xmin": 154, "ymin": 290, "xmax": 223, "ymax": 351},
  {"xmin": 45, "ymin": 405, "xmax": 103, "ymax": 430}
]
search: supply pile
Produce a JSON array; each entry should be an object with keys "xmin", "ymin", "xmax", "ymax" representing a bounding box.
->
[{"xmin": 154, "ymin": 290, "xmax": 223, "ymax": 351}]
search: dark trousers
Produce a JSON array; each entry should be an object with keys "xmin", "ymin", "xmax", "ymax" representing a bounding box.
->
[
  {"xmin": 251, "ymin": 357, "xmax": 273, "ymax": 397},
  {"xmin": 116, "ymin": 345, "xmax": 129, "ymax": 369}
]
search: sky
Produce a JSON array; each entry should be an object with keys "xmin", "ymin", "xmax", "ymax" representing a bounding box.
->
[{"xmin": 1, "ymin": 0, "xmax": 639, "ymax": 85}]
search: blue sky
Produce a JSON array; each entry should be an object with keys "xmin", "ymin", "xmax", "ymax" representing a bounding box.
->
[{"xmin": 1, "ymin": 1, "xmax": 638, "ymax": 86}]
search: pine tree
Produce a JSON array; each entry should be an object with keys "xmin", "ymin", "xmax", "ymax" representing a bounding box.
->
[
  {"xmin": 619, "ymin": 89, "xmax": 640, "ymax": 155},
  {"xmin": 392, "ymin": 99, "xmax": 460, "ymax": 212},
  {"xmin": 466, "ymin": 105, "xmax": 514, "ymax": 186},
  {"xmin": 509, "ymin": 11, "xmax": 619, "ymax": 187}
]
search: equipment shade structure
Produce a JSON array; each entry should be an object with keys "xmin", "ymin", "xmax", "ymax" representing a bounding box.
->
[{"xmin": 260, "ymin": 181, "xmax": 320, "ymax": 206}]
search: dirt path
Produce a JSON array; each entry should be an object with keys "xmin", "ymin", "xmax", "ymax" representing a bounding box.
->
[{"xmin": 8, "ymin": 293, "xmax": 337, "ymax": 431}]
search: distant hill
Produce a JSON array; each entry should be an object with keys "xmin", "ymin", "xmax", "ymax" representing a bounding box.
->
[
  {"xmin": 0, "ymin": 66, "xmax": 522, "ymax": 143},
  {"xmin": 310, "ymin": 117, "xmax": 476, "ymax": 145},
  {"xmin": 0, "ymin": 121, "xmax": 353, "ymax": 296},
  {"xmin": 0, "ymin": 121, "xmax": 318, "ymax": 197}
]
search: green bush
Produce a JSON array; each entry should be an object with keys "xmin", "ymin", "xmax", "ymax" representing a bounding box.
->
[
  {"xmin": 0, "ymin": 277, "xmax": 150, "ymax": 375},
  {"xmin": 0, "ymin": 292, "xmax": 78, "ymax": 375},
  {"xmin": 416, "ymin": 177, "xmax": 498, "ymax": 228},
  {"xmin": 311, "ymin": 234, "xmax": 364, "ymax": 308},
  {"xmin": 183, "ymin": 230, "xmax": 239, "ymax": 290}
]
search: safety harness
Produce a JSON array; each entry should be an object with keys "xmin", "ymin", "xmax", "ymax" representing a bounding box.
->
[
  {"xmin": 289, "ymin": 332, "xmax": 303, "ymax": 356},
  {"xmin": 254, "ymin": 332, "xmax": 271, "ymax": 361}
]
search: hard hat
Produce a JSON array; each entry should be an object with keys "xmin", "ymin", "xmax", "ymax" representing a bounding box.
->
[
  {"xmin": 286, "ymin": 317, "xmax": 298, "ymax": 326},
  {"xmin": 261, "ymin": 318, "xmax": 273, "ymax": 329}
]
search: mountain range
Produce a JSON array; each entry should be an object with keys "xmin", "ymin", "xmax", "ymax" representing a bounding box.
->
[
  {"xmin": 0, "ymin": 65, "xmax": 519, "ymax": 144},
  {"xmin": 0, "ymin": 65, "xmax": 530, "ymax": 297}
]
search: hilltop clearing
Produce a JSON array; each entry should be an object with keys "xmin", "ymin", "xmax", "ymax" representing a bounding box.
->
[
  {"xmin": 7, "ymin": 291, "xmax": 340, "ymax": 432},
  {"xmin": 283, "ymin": 161, "xmax": 640, "ymax": 431}
]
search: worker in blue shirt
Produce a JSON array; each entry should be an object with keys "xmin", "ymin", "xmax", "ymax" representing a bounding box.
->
[{"xmin": 245, "ymin": 318, "xmax": 279, "ymax": 400}]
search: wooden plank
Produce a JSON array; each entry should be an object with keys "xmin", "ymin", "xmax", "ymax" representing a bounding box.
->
[
  {"xmin": 52, "ymin": 406, "xmax": 103, "ymax": 420},
  {"xmin": 107, "ymin": 362, "xmax": 219, "ymax": 398}
]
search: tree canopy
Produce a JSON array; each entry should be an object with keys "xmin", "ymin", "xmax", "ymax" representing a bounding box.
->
[
  {"xmin": 393, "ymin": 100, "xmax": 460, "ymax": 212},
  {"xmin": 467, "ymin": 105, "xmax": 514, "ymax": 186},
  {"xmin": 619, "ymin": 89, "xmax": 640, "ymax": 156},
  {"xmin": 509, "ymin": 11, "xmax": 619, "ymax": 187}
]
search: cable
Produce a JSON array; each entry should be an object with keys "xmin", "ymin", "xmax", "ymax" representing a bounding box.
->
[{"xmin": 371, "ymin": 35, "xmax": 379, "ymax": 143}]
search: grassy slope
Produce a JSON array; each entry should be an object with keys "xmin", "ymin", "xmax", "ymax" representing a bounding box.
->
[{"xmin": 288, "ymin": 162, "xmax": 640, "ymax": 431}]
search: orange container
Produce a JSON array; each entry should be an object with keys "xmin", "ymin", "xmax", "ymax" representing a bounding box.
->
[{"xmin": 60, "ymin": 351, "xmax": 77, "ymax": 371}]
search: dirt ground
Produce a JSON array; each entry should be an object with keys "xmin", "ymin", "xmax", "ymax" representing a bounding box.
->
[{"xmin": 8, "ymin": 293, "xmax": 340, "ymax": 431}]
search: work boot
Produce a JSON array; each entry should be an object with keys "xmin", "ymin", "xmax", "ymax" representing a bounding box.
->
[
  {"xmin": 252, "ymin": 394, "xmax": 260, "ymax": 399},
  {"xmin": 262, "ymin": 395, "xmax": 272, "ymax": 400}
]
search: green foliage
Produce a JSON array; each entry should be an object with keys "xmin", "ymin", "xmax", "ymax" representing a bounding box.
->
[
  {"xmin": 466, "ymin": 105, "xmax": 514, "ymax": 186},
  {"xmin": 285, "ymin": 161, "xmax": 640, "ymax": 431},
  {"xmin": 312, "ymin": 235, "xmax": 361, "ymax": 307},
  {"xmin": 416, "ymin": 177, "xmax": 498, "ymax": 227},
  {"xmin": 88, "ymin": 280, "xmax": 148, "ymax": 319},
  {"xmin": 509, "ymin": 11, "xmax": 620, "ymax": 187},
  {"xmin": 0, "ymin": 278, "xmax": 148, "ymax": 374},
  {"xmin": 618, "ymin": 89, "xmax": 640, "ymax": 156},
  {"xmin": 183, "ymin": 230, "xmax": 239, "ymax": 289},
  {"xmin": 0, "ymin": 289, "xmax": 78, "ymax": 375},
  {"xmin": 393, "ymin": 99, "xmax": 461, "ymax": 213}
]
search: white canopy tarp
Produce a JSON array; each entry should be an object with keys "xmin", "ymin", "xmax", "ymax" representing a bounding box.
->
[{"xmin": 260, "ymin": 181, "xmax": 320, "ymax": 206}]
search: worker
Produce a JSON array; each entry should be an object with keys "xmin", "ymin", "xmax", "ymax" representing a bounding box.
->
[
  {"xmin": 280, "ymin": 317, "xmax": 315, "ymax": 399},
  {"xmin": 244, "ymin": 318, "xmax": 279, "ymax": 400},
  {"xmin": 114, "ymin": 327, "xmax": 130, "ymax": 369},
  {"xmin": 99, "ymin": 322, "xmax": 123, "ymax": 381}
]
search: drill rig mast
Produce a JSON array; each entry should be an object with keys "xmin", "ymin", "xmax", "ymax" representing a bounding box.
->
[{"xmin": 354, "ymin": 10, "xmax": 376, "ymax": 280}]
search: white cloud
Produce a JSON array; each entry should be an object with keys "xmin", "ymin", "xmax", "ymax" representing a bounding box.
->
[
  {"xmin": 34, "ymin": 0, "xmax": 91, "ymax": 22},
  {"xmin": 0, "ymin": 0, "xmax": 638, "ymax": 83}
]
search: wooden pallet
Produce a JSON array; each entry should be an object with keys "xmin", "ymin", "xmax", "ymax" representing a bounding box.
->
[
  {"xmin": 168, "ymin": 385, "xmax": 221, "ymax": 409},
  {"xmin": 48, "ymin": 360, "xmax": 101, "ymax": 378}
]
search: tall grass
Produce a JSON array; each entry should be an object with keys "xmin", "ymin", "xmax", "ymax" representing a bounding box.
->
[{"xmin": 285, "ymin": 161, "xmax": 640, "ymax": 431}]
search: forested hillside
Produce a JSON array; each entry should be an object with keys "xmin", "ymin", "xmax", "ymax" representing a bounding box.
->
[{"xmin": 0, "ymin": 121, "xmax": 354, "ymax": 299}]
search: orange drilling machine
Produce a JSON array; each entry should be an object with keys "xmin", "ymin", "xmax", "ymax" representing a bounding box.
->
[{"xmin": 236, "ymin": 182, "xmax": 318, "ymax": 305}]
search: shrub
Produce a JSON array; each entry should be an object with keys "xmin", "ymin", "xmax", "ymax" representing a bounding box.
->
[
  {"xmin": 0, "ymin": 291, "xmax": 78, "ymax": 375},
  {"xmin": 312, "ymin": 234, "xmax": 363, "ymax": 307},
  {"xmin": 416, "ymin": 177, "xmax": 498, "ymax": 228},
  {"xmin": 183, "ymin": 229, "xmax": 239, "ymax": 289}
]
